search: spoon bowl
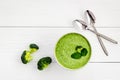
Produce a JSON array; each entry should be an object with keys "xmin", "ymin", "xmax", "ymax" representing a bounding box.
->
[
  {"xmin": 73, "ymin": 19, "xmax": 88, "ymax": 30},
  {"xmin": 86, "ymin": 10, "xmax": 96, "ymax": 23}
]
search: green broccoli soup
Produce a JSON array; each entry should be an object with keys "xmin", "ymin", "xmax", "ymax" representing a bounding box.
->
[{"xmin": 55, "ymin": 33, "xmax": 91, "ymax": 69}]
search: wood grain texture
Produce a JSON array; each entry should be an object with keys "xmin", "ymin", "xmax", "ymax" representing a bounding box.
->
[
  {"xmin": 2, "ymin": 63, "xmax": 120, "ymax": 80},
  {"xmin": 0, "ymin": 0, "xmax": 120, "ymax": 27},
  {"xmin": 0, "ymin": 27, "xmax": 119, "ymax": 62}
]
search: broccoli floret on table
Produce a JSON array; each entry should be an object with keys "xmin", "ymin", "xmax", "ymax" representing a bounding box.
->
[
  {"xmin": 21, "ymin": 50, "xmax": 32, "ymax": 64},
  {"xmin": 21, "ymin": 43, "xmax": 39, "ymax": 64},
  {"xmin": 29, "ymin": 44, "xmax": 39, "ymax": 53},
  {"xmin": 37, "ymin": 57, "xmax": 52, "ymax": 70}
]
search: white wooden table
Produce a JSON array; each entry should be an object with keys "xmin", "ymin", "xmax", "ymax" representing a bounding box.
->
[{"xmin": 0, "ymin": 0, "xmax": 120, "ymax": 80}]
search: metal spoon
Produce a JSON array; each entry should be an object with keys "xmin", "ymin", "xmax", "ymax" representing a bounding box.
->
[
  {"xmin": 73, "ymin": 19, "xmax": 118, "ymax": 44},
  {"xmin": 86, "ymin": 10, "xmax": 108, "ymax": 56}
]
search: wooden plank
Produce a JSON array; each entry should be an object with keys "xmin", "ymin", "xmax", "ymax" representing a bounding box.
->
[
  {"xmin": 0, "ymin": 27, "xmax": 119, "ymax": 62},
  {"xmin": 0, "ymin": 0, "xmax": 120, "ymax": 27},
  {"xmin": 2, "ymin": 62, "xmax": 120, "ymax": 80}
]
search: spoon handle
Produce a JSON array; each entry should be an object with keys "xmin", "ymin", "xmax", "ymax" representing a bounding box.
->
[
  {"xmin": 88, "ymin": 29, "xmax": 118, "ymax": 44},
  {"xmin": 91, "ymin": 23, "xmax": 108, "ymax": 56}
]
